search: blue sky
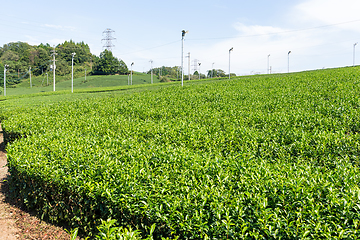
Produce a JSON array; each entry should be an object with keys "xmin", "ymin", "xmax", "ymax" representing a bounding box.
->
[{"xmin": 1, "ymin": 0, "xmax": 360, "ymax": 75}]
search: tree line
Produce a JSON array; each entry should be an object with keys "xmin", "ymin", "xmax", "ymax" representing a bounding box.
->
[
  {"xmin": 147, "ymin": 66, "xmax": 236, "ymax": 82},
  {"xmin": 0, "ymin": 40, "xmax": 128, "ymax": 86}
]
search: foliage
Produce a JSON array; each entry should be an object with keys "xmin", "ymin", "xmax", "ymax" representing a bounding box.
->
[
  {"xmin": 93, "ymin": 50, "xmax": 128, "ymax": 75},
  {"xmin": 2, "ymin": 67, "xmax": 360, "ymax": 238},
  {"xmin": 0, "ymin": 41, "xmax": 95, "ymax": 85},
  {"xmin": 207, "ymin": 69, "xmax": 226, "ymax": 78},
  {"xmin": 147, "ymin": 66, "xmax": 181, "ymax": 80}
]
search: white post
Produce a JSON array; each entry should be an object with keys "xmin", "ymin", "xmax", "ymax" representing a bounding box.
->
[
  {"xmin": 29, "ymin": 67, "xmax": 32, "ymax": 88},
  {"xmin": 288, "ymin": 51, "xmax": 291, "ymax": 73},
  {"xmin": 131, "ymin": 62, "xmax": 134, "ymax": 85},
  {"xmin": 71, "ymin": 52, "xmax": 76, "ymax": 93},
  {"xmin": 53, "ymin": 45, "xmax": 56, "ymax": 91},
  {"xmin": 188, "ymin": 52, "xmax": 190, "ymax": 81},
  {"xmin": 181, "ymin": 30, "xmax": 188, "ymax": 87},
  {"xmin": 212, "ymin": 62, "xmax": 215, "ymax": 78},
  {"xmin": 354, "ymin": 43, "xmax": 358, "ymax": 66},
  {"xmin": 229, "ymin": 47, "xmax": 233, "ymax": 79},
  {"xmin": 198, "ymin": 62, "xmax": 201, "ymax": 80},
  {"xmin": 150, "ymin": 60, "xmax": 153, "ymax": 84},
  {"xmin": 3, "ymin": 65, "xmax": 8, "ymax": 96}
]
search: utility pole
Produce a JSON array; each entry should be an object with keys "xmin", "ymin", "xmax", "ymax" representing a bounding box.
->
[
  {"xmin": 29, "ymin": 66, "xmax": 32, "ymax": 88},
  {"xmin": 212, "ymin": 62, "xmax": 215, "ymax": 78},
  {"xmin": 3, "ymin": 65, "xmax": 8, "ymax": 96},
  {"xmin": 51, "ymin": 45, "xmax": 57, "ymax": 91},
  {"xmin": 186, "ymin": 52, "xmax": 191, "ymax": 80},
  {"xmin": 229, "ymin": 47, "xmax": 233, "ymax": 79},
  {"xmin": 71, "ymin": 52, "xmax": 76, "ymax": 93},
  {"xmin": 149, "ymin": 60, "xmax": 153, "ymax": 84},
  {"xmin": 354, "ymin": 43, "xmax": 358, "ymax": 66},
  {"xmin": 288, "ymin": 51, "xmax": 291, "ymax": 73},
  {"xmin": 181, "ymin": 30, "xmax": 188, "ymax": 87},
  {"xmin": 198, "ymin": 62, "xmax": 201, "ymax": 80},
  {"xmin": 131, "ymin": 62, "xmax": 134, "ymax": 85}
]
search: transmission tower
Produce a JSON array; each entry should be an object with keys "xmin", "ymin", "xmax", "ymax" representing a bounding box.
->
[{"xmin": 102, "ymin": 28, "xmax": 116, "ymax": 51}]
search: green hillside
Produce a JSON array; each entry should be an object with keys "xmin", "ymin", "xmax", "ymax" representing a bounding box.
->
[
  {"xmin": 1, "ymin": 66, "xmax": 360, "ymax": 238},
  {"xmin": 2, "ymin": 71, "xmax": 161, "ymax": 96}
]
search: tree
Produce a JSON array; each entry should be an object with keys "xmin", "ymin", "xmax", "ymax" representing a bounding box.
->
[
  {"xmin": 207, "ymin": 69, "xmax": 226, "ymax": 78},
  {"xmin": 93, "ymin": 50, "xmax": 128, "ymax": 75}
]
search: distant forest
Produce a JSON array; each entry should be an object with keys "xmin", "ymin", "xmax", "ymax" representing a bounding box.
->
[{"xmin": 0, "ymin": 40, "xmax": 128, "ymax": 85}]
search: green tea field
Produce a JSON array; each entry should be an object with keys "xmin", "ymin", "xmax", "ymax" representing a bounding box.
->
[{"xmin": 1, "ymin": 67, "xmax": 360, "ymax": 239}]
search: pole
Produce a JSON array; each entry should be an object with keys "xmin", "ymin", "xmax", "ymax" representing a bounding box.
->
[
  {"xmin": 71, "ymin": 52, "xmax": 76, "ymax": 93},
  {"xmin": 354, "ymin": 43, "xmax": 358, "ymax": 66},
  {"xmin": 212, "ymin": 63, "xmax": 215, "ymax": 78},
  {"xmin": 267, "ymin": 54, "xmax": 270, "ymax": 74},
  {"xmin": 198, "ymin": 63, "xmax": 201, "ymax": 80},
  {"xmin": 52, "ymin": 45, "xmax": 56, "ymax": 91},
  {"xmin": 188, "ymin": 52, "xmax": 190, "ymax": 81},
  {"xmin": 229, "ymin": 47, "xmax": 233, "ymax": 79},
  {"xmin": 29, "ymin": 66, "xmax": 32, "ymax": 88},
  {"xmin": 181, "ymin": 30, "xmax": 188, "ymax": 87},
  {"xmin": 131, "ymin": 62, "xmax": 134, "ymax": 85},
  {"xmin": 3, "ymin": 65, "xmax": 8, "ymax": 96},
  {"xmin": 150, "ymin": 60, "xmax": 153, "ymax": 84},
  {"xmin": 288, "ymin": 51, "xmax": 291, "ymax": 73}
]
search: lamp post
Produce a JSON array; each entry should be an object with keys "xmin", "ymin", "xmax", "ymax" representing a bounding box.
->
[
  {"xmin": 149, "ymin": 60, "xmax": 153, "ymax": 84},
  {"xmin": 71, "ymin": 52, "xmax": 76, "ymax": 93},
  {"xmin": 267, "ymin": 54, "xmax": 270, "ymax": 74},
  {"xmin": 229, "ymin": 47, "xmax": 233, "ymax": 79},
  {"xmin": 131, "ymin": 62, "xmax": 134, "ymax": 85},
  {"xmin": 29, "ymin": 66, "xmax": 32, "ymax": 88},
  {"xmin": 198, "ymin": 62, "xmax": 201, "ymax": 80},
  {"xmin": 212, "ymin": 62, "xmax": 215, "ymax": 78},
  {"xmin": 3, "ymin": 64, "xmax": 8, "ymax": 96},
  {"xmin": 181, "ymin": 30, "xmax": 188, "ymax": 87},
  {"xmin": 354, "ymin": 42, "xmax": 358, "ymax": 66},
  {"xmin": 288, "ymin": 51, "xmax": 291, "ymax": 73}
]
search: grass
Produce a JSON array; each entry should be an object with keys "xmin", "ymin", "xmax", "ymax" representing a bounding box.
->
[{"xmin": 3, "ymin": 71, "xmax": 162, "ymax": 96}]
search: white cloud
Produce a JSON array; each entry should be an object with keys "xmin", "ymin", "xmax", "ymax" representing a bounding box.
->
[
  {"xmin": 295, "ymin": 0, "xmax": 360, "ymax": 32},
  {"xmin": 43, "ymin": 24, "xmax": 76, "ymax": 31}
]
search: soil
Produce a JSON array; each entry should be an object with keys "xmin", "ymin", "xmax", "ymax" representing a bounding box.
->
[{"xmin": 0, "ymin": 124, "xmax": 73, "ymax": 240}]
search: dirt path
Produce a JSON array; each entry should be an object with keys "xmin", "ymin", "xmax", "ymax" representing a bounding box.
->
[
  {"xmin": 0, "ymin": 125, "xmax": 73, "ymax": 240},
  {"xmin": 0, "ymin": 124, "xmax": 19, "ymax": 239}
]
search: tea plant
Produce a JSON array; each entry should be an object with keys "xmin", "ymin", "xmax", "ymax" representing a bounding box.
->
[{"xmin": 2, "ymin": 66, "xmax": 360, "ymax": 238}]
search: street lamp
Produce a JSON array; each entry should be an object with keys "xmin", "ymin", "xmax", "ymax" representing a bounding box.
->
[
  {"xmin": 198, "ymin": 62, "xmax": 201, "ymax": 80},
  {"xmin": 3, "ymin": 64, "xmax": 8, "ymax": 96},
  {"xmin": 267, "ymin": 54, "xmax": 270, "ymax": 74},
  {"xmin": 149, "ymin": 60, "xmax": 153, "ymax": 84},
  {"xmin": 131, "ymin": 62, "xmax": 134, "ymax": 85},
  {"xmin": 71, "ymin": 52, "xmax": 76, "ymax": 93},
  {"xmin": 288, "ymin": 51, "xmax": 291, "ymax": 73},
  {"xmin": 212, "ymin": 62, "xmax": 215, "ymax": 78},
  {"xmin": 229, "ymin": 47, "xmax": 233, "ymax": 79},
  {"xmin": 354, "ymin": 42, "xmax": 358, "ymax": 66},
  {"xmin": 181, "ymin": 30, "xmax": 188, "ymax": 87}
]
